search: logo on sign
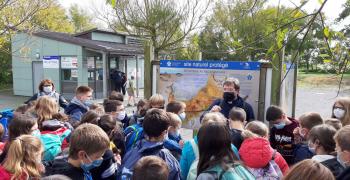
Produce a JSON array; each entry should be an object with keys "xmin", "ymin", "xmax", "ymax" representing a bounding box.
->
[{"xmin": 247, "ymin": 74, "xmax": 253, "ymax": 80}]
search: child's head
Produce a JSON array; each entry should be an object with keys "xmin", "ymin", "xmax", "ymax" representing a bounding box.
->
[
  {"xmin": 69, "ymin": 124, "xmax": 110, "ymax": 166},
  {"xmin": 103, "ymin": 99, "xmax": 125, "ymax": 121},
  {"xmin": 143, "ymin": 109, "xmax": 170, "ymax": 140},
  {"xmin": 332, "ymin": 97, "xmax": 350, "ymax": 126},
  {"xmin": 299, "ymin": 112, "xmax": 323, "ymax": 138},
  {"xmin": 197, "ymin": 122, "xmax": 238, "ymax": 175},
  {"xmin": 109, "ymin": 91, "xmax": 124, "ymax": 102},
  {"xmin": 167, "ymin": 112, "xmax": 182, "ymax": 137},
  {"xmin": 98, "ymin": 114, "xmax": 116, "ymax": 136},
  {"xmin": 89, "ymin": 103, "xmax": 105, "ymax": 116},
  {"xmin": 229, "ymin": 107, "xmax": 246, "ymax": 124},
  {"xmin": 75, "ymin": 86, "xmax": 93, "ymax": 102},
  {"xmin": 324, "ymin": 118, "xmax": 342, "ymax": 130},
  {"xmin": 80, "ymin": 110, "xmax": 100, "ymax": 125},
  {"xmin": 136, "ymin": 99, "xmax": 149, "ymax": 117},
  {"xmin": 3, "ymin": 135, "xmax": 44, "ymax": 179},
  {"xmin": 283, "ymin": 159, "xmax": 335, "ymax": 180},
  {"xmin": 14, "ymin": 104, "xmax": 34, "ymax": 117},
  {"xmin": 149, "ymin": 94, "xmax": 165, "ymax": 109},
  {"xmin": 132, "ymin": 156, "xmax": 169, "ymax": 180},
  {"xmin": 334, "ymin": 125, "xmax": 350, "ymax": 167},
  {"xmin": 166, "ymin": 101, "xmax": 186, "ymax": 119},
  {"xmin": 245, "ymin": 121, "xmax": 269, "ymax": 138},
  {"xmin": 201, "ymin": 112, "xmax": 227, "ymax": 126},
  {"xmin": 9, "ymin": 114, "xmax": 38, "ymax": 141},
  {"xmin": 308, "ymin": 124, "xmax": 337, "ymax": 155},
  {"xmin": 35, "ymin": 96, "xmax": 59, "ymax": 126},
  {"xmin": 266, "ymin": 105, "xmax": 287, "ymax": 128}
]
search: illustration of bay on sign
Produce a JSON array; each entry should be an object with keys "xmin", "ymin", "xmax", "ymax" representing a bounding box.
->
[{"xmin": 159, "ymin": 60, "xmax": 261, "ymax": 129}]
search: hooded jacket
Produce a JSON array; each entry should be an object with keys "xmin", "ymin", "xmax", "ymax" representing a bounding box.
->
[
  {"xmin": 64, "ymin": 97, "xmax": 89, "ymax": 123},
  {"xmin": 239, "ymin": 137, "xmax": 289, "ymax": 175},
  {"xmin": 120, "ymin": 139, "xmax": 181, "ymax": 180}
]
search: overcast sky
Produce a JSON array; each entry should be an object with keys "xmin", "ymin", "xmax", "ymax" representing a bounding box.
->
[{"xmin": 58, "ymin": 0, "xmax": 349, "ymax": 30}]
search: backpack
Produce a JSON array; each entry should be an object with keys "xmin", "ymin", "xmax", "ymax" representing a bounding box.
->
[
  {"xmin": 124, "ymin": 124, "xmax": 144, "ymax": 152},
  {"xmin": 202, "ymin": 163, "xmax": 255, "ymax": 180},
  {"xmin": 247, "ymin": 150, "xmax": 283, "ymax": 180},
  {"xmin": 0, "ymin": 109, "xmax": 13, "ymax": 141},
  {"xmin": 187, "ymin": 139, "xmax": 200, "ymax": 180}
]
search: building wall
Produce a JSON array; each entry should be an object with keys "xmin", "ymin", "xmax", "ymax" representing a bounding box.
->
[
  {"xmin": 12, "ymin": 33, "xmax": 84, "ymax": 96},
  {"xmin": 91, "ymin": 32, "xmax": 125, "ymax": 43}
]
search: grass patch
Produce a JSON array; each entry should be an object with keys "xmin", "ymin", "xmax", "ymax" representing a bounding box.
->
[
  {"xmin": 0, "ymin": 83, "xmax": 12, "ymax": 90},
  {"xmin": 297, "ymin": 71, "xmax": 350, "ymax": 88}
]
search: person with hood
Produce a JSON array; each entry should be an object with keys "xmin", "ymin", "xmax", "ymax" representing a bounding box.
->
[
  {"xmin": 119, "ymin": 109, "xmax": 181, "ymax": 180},
  {"xmin": 25, "ymin": 79, "xmax": 68, "ymax": 109},
  {"xmin": 241, "ymin": 121, "xmax": 289, "ymax": 175},
  {"xmin": 65, "ymin": 86, "xmax": 93, "ymax": 125},
  {"xmin": 201, "ymin": 78, "xmax": 254, "ymax": 121}
]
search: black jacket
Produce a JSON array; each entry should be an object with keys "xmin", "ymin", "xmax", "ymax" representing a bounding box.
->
[
  {"xmin": 44, "ymin": 158, "xmax": 86, "ymax": 180},
  {"xmin": 321, "ymin": 158, "xmax": 344, "ymax": 177},
  {"xmin": 90, "ymin": 149, "xmax": 118, "ymax": 180},
  {"xmin": 25, "ymin": 92, "xmax": 68, "ymax": 109},
  {"xmin": 337, "ymin": 166, "xmax": 350, "ymax": 180},
  {"xmin": 201, "ymin": 96, "xmax": 255, "ymax": 121}
]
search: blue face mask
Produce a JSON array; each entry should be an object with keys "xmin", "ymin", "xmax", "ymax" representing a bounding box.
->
[
  {"xmin": 274, "ymin": 122, "xmax": 286, "ymax": 129},
  {"xmin": 169, "ymin": 130, "xmax": 180, "ymax": 138},
  {"xmin": 31, "ymin": 129, "xmax": 41, "ymax": 138},
  {"xmin": 84, "ymin": 100, "xmax": 93, "ymax": 107},
  {"xmin": 81, "ymin": 154, "xmax": 103, "ymax": 172},
  {"xmin": 178, "ymin": 112, "xmax": 186, "ymax": 121}
]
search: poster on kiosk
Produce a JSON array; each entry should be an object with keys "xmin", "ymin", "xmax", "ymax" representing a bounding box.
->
[{"xmin": 159, "ymin": 60, "xmax": 261, "ymax": 129}]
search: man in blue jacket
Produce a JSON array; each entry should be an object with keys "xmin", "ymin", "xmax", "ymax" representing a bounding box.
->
[
  {"xmin": 120, "ymin": 108, "xmax": 181, "ymax": 180},
  {"xmin": 202, "ymin": 78, "xmax": 255, "ymax": 122}
]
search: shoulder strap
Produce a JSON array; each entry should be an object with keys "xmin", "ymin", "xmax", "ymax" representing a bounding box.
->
[
  {"xmin": 189, "ymin": 139, "xmax": 199, "ymax": 159},
  {"xmin": 272, "ymin": 149, "xmax": 276, "ymax": 160}
]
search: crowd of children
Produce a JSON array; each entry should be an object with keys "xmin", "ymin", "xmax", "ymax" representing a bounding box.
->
[{"xmin": 0, "ymin": 78, "xmax": 350, "ymax": 180}]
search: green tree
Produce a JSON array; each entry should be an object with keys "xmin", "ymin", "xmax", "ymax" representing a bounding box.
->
[
  {"xmin": 108, "ymin": 0, "xmax": 211, "ymax": 61},
  {"xmin": 69, "ymin": 4, "xmax": 95, "ymax": 33}
]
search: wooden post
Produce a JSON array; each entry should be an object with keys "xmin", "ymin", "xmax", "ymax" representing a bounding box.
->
[{"xmin": 144, "ymin": 41, "xmax": 153, "ymax": 99}]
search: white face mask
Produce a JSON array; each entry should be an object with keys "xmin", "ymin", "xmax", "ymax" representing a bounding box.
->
[
  {"xmin": 117, "ymin": 111, "xmax": 126, "ymax": 120},
  {"xmin": 334, "ymin": 108, "xmax": 345, "ymax": 119},
  {"xmin": 43, "ymin": 86, "xmax": 52, "ymax": 93}
]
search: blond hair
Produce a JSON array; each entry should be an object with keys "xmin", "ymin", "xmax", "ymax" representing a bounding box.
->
[
  {"xmin": 201, "ymin": 112, "xmax": 227, "ymax": 126},
  {"xmin": 283, "ymin": 159, "xmax": 334, "ymax": 180},
  {"xmin": 334, "ymin": 125, "xmax": 350, "ymax": 151},
  {"xmin": 332, "ymin": 97, "xmax": 350, "ymax": 126},
  {"xmin": 3, "ymin": 135, "xmax": 43, "ymax": 180},
  {"xmin": 35, "ymin": 96, "xmax": 59, "ymax": 128},
  {"xmin": 167, "ymin": 112, "xmax": 182, "ymax": 128},
  {"xmin": 149, "ymin": 94, "xmax": 165, "ymax": 108},
  {"xmin": 69, "ymin": 123, "xmax": 110, "ymax": 159},
  {"xmin": 245, "ymin": 121, "xmax": 269, "ymax": 137}
]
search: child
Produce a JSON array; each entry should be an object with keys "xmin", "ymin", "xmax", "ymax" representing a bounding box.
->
[
  {"xmin": 0, "ymin": 113, "xmax": 38, "ymax": 163},
  {"xmin": 103, "ymin": 99, "xmax": 129, "ymax": 128},
  {"xmin": 325, "ymin": 118, "xmax": 343, "ymax": 130},
  {"xmin": 334, "ymin": 125, "xmax": 350, "ymax": 179},
  {"xmin": 164, "ymin": 113, "xmax": 183, "ymax": 160},
  {"xmin": 266, "ymin": 105, "xmax": 299, "ymax": 165},
  {"xmin": 80, "ymin": 110, "xmax": 100, "ymax": 125},
  {"xmin": 228, "ymin": 107, "xmax": 246, "ymax": 149},
  {"xmin": 109, "ymin": 91, "xmax": 124, "ymax": 102},
  {"xmin": 128, "ymin": 99, "xmax": 149, "ymax": 126},
  {"xmin": 283, "ymin": 159, "xmax": 335, "ymax": 180},
  {"xmin": 127, "ymin": 76, "xmax": 136, "ymax": 106},
  {"xmin": 89, "ymin": 103, "xmax": 105, "ymax": 116},
  {"xmin": 133, "ymin": 156, "xmax": 169, "ymax": 180},
  {"xmin": 293, "ymin": 112, "xmax": 323, "ymax": 164},
  {"xmin": 120, "ymin": 109, "xmax": 181, "ymax": 180},
  {"xmin": 65, "ymin": 86, "xmax": 93, "ymax": 123},
  {"xmin": 166, "ymin": 101, "xmax": 187, "ymax": 121},
  {"xmin": 149, "ymin": 94, "xmax": 165, "ymax": 109},
  {"xmin": 331, "ymin": 97, "xmax": 350, "ymax": 126},
  {"xmin": 196, "ymin": 123, "xmax": 254, "ymax": 180},
  {"xmin": 308, "ymin": 124, "xmax": 344, "ymax": 177},
  {"xmin": 45, "ymin": 124, "xmax": 110, "ymax": 180},
  {"xmin": 0, "ymin": 135, "xmax": 44, "ymax": 179},
  {"xmin": 240, "ymin": 121, "xmax": 289, "ymax": 175}
]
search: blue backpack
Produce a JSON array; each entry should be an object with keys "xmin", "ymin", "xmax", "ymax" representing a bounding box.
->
[
  {"xmin": 124, "ymin": 124, "xmax": 144, "ymax": 152},
  {"xmin": 0, "ymin": 109, "xmax": 14, "ymax": 141}
]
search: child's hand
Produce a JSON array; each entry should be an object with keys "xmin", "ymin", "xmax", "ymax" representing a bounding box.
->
[
  {"xmin": 114, "ymin": 154, "xmax": 122, "ymax": 164},
  {"xmin": 179, "ymin": 140, "xmax": 184, "ymax": 148},
  {"xmin": 293, "ymin": 127, "xmax": 302, "ymax": 144},
  {"xmin": 293, "ymin": 127, "xmax": 300, "ymax": 136}
]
